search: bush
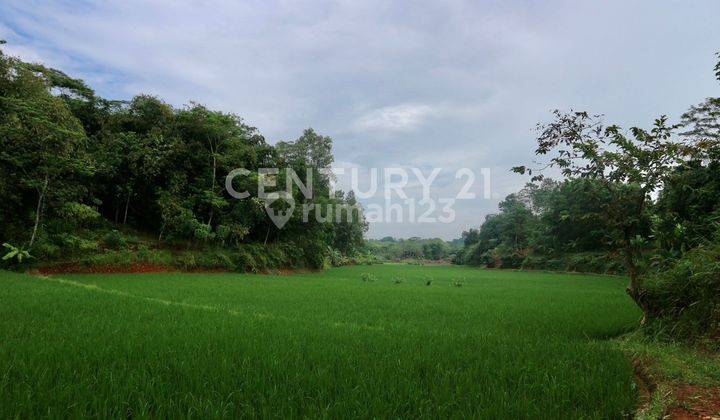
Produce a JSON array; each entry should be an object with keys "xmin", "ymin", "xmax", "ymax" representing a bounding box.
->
[
  {"xmin": 497, "ymin": 249, "xmax": 525, "ymax": 269},
  {"xmin": 81, "ymin": 250, "xmax": 135, "ymax": 267},
  {"xmin": 193, "ymin": 251, "xmax": 235, "ymax": 270},
  {"xmin": 521, "ymin": 255, "xmax": 564, "ymax": 271},
  {"xmin": 57, "ymin": 202, "xmax": 101, "ymax": 228},
  {"xmin": 103, "ymin": 230, "xmax": 127, "ymax": 250},
  {"xmin": 35, "ymin": 242, "xmax": 61, "ymax": 259},
  {"xmin": 299, "ymin": 240, "xmax": 328, "ymax": 270},
  {"xmin": 520, "ymin": 252, "xmax": 626, "ymax": 275},
  {"xmin": 233, "ymin": 246, "xmax": 258, "ymax": 272},
  {"xmin": 175, "ymin": 252, "xmax": 197, "ymax": 270},
  {"xmin": 643, "ymin": 243, "xmax": 720, "ymax": 342}
]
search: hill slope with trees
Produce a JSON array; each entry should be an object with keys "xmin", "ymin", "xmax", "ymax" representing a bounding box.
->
[{"xmin": 0, "ymin": 43, "xmax": 369, "ymax": 272}]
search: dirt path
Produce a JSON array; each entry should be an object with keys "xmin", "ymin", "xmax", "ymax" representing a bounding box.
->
[{"xmin": 634, "ymin": 358, "xmax": 720, "ymax": 419}]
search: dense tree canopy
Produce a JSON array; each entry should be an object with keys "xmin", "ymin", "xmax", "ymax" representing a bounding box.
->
[{"xmin": 0, "ymin": 45, "xmax": 368, "ymax": 268}]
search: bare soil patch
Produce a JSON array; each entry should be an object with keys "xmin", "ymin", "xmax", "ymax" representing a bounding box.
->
[
  {"xmin": 634, "ymin": 358, "xmax": 720, "ymax": 419},
  {"xmin": 38, "ymin": 263, "xmax": 181, "ymax": 275},
  {"xmin": 669, "ymin": 385, "xmax": 720, "ymax": 419}
]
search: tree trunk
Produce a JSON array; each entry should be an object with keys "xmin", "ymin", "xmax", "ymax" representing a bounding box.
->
[
  {"xmin": 623, "ymin": 245, "xmax": 648, "ymax": 324},
  {"xmin": 207, "ymin": 139, "xmax": 216, "ymax": 228},
  {"xmin": 211, "ymin": 153, "xmax": 216, "ymax": 191},
  {"xmin": 29, "ymin": 174, "xmax": 49, "ymax": 249},
  {"xmin": 123, "ymin": 193, "xmax": 131, "ymax": 224}
]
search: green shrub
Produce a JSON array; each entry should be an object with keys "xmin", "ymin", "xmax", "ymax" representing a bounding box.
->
[
  {"xmin": 487, "ymin": 246, "xmax": 525, "ymax": 269},
  {"xmin": 35, "ymin": 242, "xmax": 61, "ymax": 259},
  {"xmin": 290, "ymin": 239, "xmax": 328, "ymax": 270},
  {"xmin": 194, "ymin": 251, "xmax": 235, "ymax": 270},
  {"xmin": 78, "ymin": 239, "xmax": 99, "ymax": 252},
  {"xmin": 146, "ymin": 249, "xmax": 173, "ymax": 266},
  {"xmin": 136, "ymin": 244, "xmax": 152, "ymax": 262},
  {"xmin": 103, "ymin": 230, "xmax": 127, "ymax": 250},
  {"xmin": 233, "ymin": 246, "xmax": 258, "ymax": 273},
  {"xmin": 175, "ymin": 253, "xmax": 197, "ymax": 270},
  {"xmin": 521, "ymin": 255, "xmax": 564, "ymax": 271},
  {"xmin": 81, "ymin": 251, "xmax": 135, "ymax": 267},
  {"xmin": 521, "ymin": 252, "xmax": 626, "ymax": 275},
  {"xmin": 643, "ymin": 243, "xmax": 720, "ymax": 342},
  {"xmin": 57, "ymin": 202, "xmax": 101, "ymax": 228}
]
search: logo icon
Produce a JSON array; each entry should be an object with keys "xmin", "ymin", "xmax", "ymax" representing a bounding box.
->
[{"xmin": 263, "ymin": 191, "xmax": 295, "ymax": 228}]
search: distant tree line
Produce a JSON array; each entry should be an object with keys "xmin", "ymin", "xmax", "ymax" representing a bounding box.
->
[
  {"xmin": 0, "ymin": 44, "xmax": 368, "ymax": 270},
  {"xmin": 367, "ymin": 236, "xmax": 459, "ymax": 261}
]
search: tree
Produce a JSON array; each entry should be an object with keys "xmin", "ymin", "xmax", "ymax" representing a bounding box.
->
[
  {"xmin": 276, "ymin": 128, "xmax": 334, "ymax": 170},
  {"xmin": 653, "ymin": 156, "xmax": 720, "ymax": 254},
  {"xmin": 93, "ymin": 95, "xmax": 177, "ymax": 229},
  {"xmin": 680, "ymin": 98, "xmax": 720, "ymax": 145},
  {"xmin": 678, "ymin": 50, "xmax": 719, "ymax": 156},
  {"xmin": 422, "ymin": 239, "xmax": 447, "ymax": 260},
  {"xmin": 461, "ymin": 229, "xmax": 480, "ymax": 247},
  {"xmin": 495, "ymin": 194, "xmax": 535, "ymax": 250},
  {"xmin": 513, "ymin": 111, "xmax": 705, "ymax": 320},
  {"xmin": 175, "ymin": 103, "xmax": 249, "ymax": 230},
  {"xmin": 0, "ymin": 49, "xmax": 90, "ymax": 248},
  {"xmin": 331, "ymin": 190, "xmax": 368, "ymax": 256},
  {"xmin": 0, "ymin": 43, "xmax": 364, "ymax": 269},
  {"xmin": 528, "ymin": 179, "xmax": 614, "ymax": 254}
]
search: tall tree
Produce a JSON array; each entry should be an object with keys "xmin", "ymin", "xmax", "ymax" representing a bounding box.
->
[
  {"xmin": 513, "ymin": 111, "xmax": 705, "ymax": 320},
  {"xmin": 0, "ymin": 49, "xmax": 90, "ymax": 248}
]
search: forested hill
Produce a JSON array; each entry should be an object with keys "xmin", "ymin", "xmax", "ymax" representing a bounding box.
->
[{"xmin": 0, "ymin": 43, "xmax": 369, "ymax": 271}]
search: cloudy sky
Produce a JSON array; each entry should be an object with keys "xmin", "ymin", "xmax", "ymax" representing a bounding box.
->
[{"xmin": 2, "ymin": 0, "xmax": 719, "ymax": 239}]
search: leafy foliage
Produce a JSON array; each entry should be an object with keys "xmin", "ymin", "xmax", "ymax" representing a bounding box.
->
[
  {"xmin": 643, "ymin": 242, "xmax": 720, "ymax": 341},
  {"xmin": 460, "ymin": 50, "xmax": 720, "ymax": 338},
  {"xmin": 512, "ymin": 110, "xmax": 709, "ymax": 317},
  {"xmin": 2, "ymin": 243, "xmax": 31, "ymax": 264},
  {"xmin": 0, "ymin": 44, "xmax": 368, "ymax": 269}
]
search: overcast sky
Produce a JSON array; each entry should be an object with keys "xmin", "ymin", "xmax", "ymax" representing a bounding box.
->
[{"xmin": 2, "ymin": 0, "xmax": 719, "ymax": 239}]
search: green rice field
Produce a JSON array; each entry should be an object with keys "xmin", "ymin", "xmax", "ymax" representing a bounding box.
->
[{"xmin": 0, "ymin": 265, "xmax": 642, "ymax": 418}]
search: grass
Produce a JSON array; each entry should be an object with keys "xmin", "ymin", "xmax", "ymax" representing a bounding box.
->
[
  {"xmin": 0, "ymin": 265, "xmax": 642, "ymax": 418},
  {"xmin": 616, "ymin": 331, "xmax": 720, "ymax": 417},
  {"xmin": 618, "ymin": 331, "xmax": 720, "ymax": 387}
]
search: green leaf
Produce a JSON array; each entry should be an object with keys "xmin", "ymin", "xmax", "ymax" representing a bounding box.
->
[{"xmin": 3, "ymin": 249, "xmax": 18, "ymax": 260}]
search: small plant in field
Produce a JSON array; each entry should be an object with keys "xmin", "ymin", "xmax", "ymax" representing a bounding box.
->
[
  {"xmin": 425, "ymin": 276, "xmax": 433, "ymax": 286},
  {"xmin": 2, "ymin": 243, "xmax": 32, "ymax": 264},
  {"xmin": 392, "ymin": 276, "xmax": 404, "ymax": 284},
  {"xmin": 451, "ymin": 278, "xmax": 464, "ymax": 287},
  {"xmin": 360, "ymin": 273, "xmax": 377, "ymax": 282}
]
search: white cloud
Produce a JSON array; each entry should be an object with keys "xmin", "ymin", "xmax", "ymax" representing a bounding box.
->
[{"xmin": 353, "ymin": 103, "xmax": 436, "ymax": 132}]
